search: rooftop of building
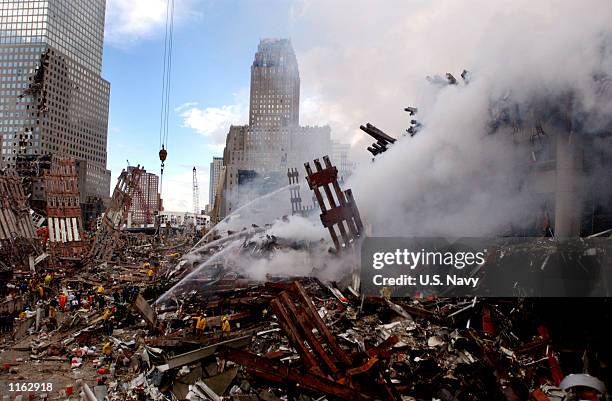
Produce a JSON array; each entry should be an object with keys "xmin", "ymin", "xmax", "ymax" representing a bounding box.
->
[{"xmin": 253, "ymin": 38, "xmax": 298, "ymax": 68}]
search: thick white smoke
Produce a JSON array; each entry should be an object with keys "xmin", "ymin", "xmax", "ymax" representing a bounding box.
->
[
  {"xmin": 292, "ymin": 0, "xmax": 612, "ymax": 237},
  {"xmin": 167, "ymin": 1, "xmax": 612, "ymax": 290}
]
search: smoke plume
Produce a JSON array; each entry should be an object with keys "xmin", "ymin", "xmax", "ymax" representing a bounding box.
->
[{"xmin": 292, "ymin": 0, "xmax": 612, "ymax": 237}]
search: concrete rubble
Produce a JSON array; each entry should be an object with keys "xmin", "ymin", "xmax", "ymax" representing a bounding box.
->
[{"xmin": 0, "ymin": 157, "xmax": 610, "ymax": 401}]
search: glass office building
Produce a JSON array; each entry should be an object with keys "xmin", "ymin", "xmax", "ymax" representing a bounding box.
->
[{"xmin": 0, "ymin": 0, "xmax": 111, "ymax": 199}]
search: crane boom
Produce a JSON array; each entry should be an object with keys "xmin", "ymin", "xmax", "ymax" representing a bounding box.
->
[{"xmin": 192, "ymin": 166, "xmax": 199, "ymax": 215}]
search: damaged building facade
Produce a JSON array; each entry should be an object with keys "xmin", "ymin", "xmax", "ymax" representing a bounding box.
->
[
  {"xmin": 488, "ymin": 96, "xmax": 612, "ymax": 237},
  {"xmin": 126, "ymin": 166, "xmax": 162, "ymax": 228},
  {"xmin": 0, "ymin": 0, "xmax": 112, "ymax": 216},
  {"xmin": 519, "ymin": 125, "xmax": 611, "ymax": 237},
  {"xmin": 216, "ymin": 39, "xmax": 352, "ymax": 221}
]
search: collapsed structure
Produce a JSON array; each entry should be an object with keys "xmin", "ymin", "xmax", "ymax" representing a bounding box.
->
[
  {"xmin": 0, "ymin": 168, "xmax": 42, "ymax": 271},
  {"xmin": 0, "ymin": 17, "xmax": 611, "ymax": 401},
  {"xmin": 0, "ymin": 148, "xmax": 611, "ymax": 400},
  {"xmin": 89, "ymin": 166, "xmax": 148, "ymax": 261},
  {"xmin": 44, "ymin": 159, "xmax": 87, "ymax": 264}
]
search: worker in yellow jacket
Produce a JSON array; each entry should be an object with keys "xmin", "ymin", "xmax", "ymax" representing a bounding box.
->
[
  {"xmin": 102, "ymin": 341, "xmax": 113, "ymax": 358},
  {"xmin": 103, "ymin": 307, "xmax": 114, "ymax": 335},
  {"xmin": 221, "ymin": 315, "xmax": 230, "ymax": 334},
  {"xmin": 193, "ymin": 315, "xmax": 206, "ymax": 335},
  {"xmin": 96, "ymin": 286, "xmax": 106, "ymax": 309}
]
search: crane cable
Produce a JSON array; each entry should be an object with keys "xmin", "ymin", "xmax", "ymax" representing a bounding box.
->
[{"xmin": 158, "ymin": 0, "xmax": 175, "ymax": 195}]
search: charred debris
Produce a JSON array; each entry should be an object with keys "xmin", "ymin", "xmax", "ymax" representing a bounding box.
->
[{"xmin": 1, "ymin": 148, "xmax": 611, "ymax": 399}]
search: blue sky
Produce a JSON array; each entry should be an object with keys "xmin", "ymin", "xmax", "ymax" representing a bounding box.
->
[
  {"xmin": 101, "ymin": 0, "xmax": 479, "ymax": 211},
  {"xmin": 103, "ymin": 0, "xmax": 304, "ymax": 211}
]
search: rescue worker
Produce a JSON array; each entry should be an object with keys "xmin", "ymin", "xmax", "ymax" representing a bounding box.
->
[
  {"xmin": 221, "ymin": 315, "xmax": 230, "ymax": 334},
  {"xmin": 102, "ymin": 341, "xmax": 113, "ymax": 362},
  {"xmin": 102, "ymin": 307, "xmax": 113, "ymax": 336},
  {"xmin": 86, "ymin": 293, "xmax": 94, "ymax": 310},
  {"xmin": 193, "ymin": 315, "xmax": 206, "ymax": 335},
  {"xmin": 58, "ymin": 292, "xmax": 67, "ymax": 311},
  {"xmin": 147, "ymin": 268, "xmax": 155, "ymax": 282},
  {"xmin": 44, "ymin": 273, "xmax": 52, "ymax": 286},
  {"xmin": 37, "ymin": 285, "xmax": 45, "ymax": 300},
  {"xmin": 96, "ymin": 286, "xmax": 106, "ymax": 309},
  {"xmin": 19, "ymin": 309, "xmax": 27, "ymax": 320}
]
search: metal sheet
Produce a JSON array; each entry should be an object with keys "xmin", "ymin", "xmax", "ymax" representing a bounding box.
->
[
  {"xmin": 48, "ymin": 217, "xmax": 55, "ymax": 242},
  {"xmin": 132, "ymin": 294, "xmax": 158, "ymax": 328},
  {"xmin": 54, "ymin": 217, "xmax": 61, "ymax": 243},
  {"xmin": 157, "ymin": 335, "xmax": 252, "ymax": 372},
  {"xmin": 66, "ymin": 218, "xmax": 73, "ymax": 242},
  {"xmin": 72, "ymin": 217, "xmax": 80, "ymax": 241},
  {"xmin": 59, "ymin": 218, "xmax": 67, "ymax": 243},
  {"xmin": 0, "ymin": 210, "xmax": 8, "ymax": 239}
]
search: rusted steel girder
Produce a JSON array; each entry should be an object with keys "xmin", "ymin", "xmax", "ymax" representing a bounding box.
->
[
  {"xmin": 287, "ymin": 168, "xmax": 314, "ymax": 216},
  {"xmin": 225, "ymin": 280, "xmax": 399, "ymax": 401},
  {"xmin": 269, "ymin": 296, "xmax": 325, "ymax": 377},
  {"xmin": 304, "ymin": 156, "xmax": 363, "ymax": 253},
  {"xmin": 292, "ymin": 281, "xmax": 352, "ymax": 366},
  {"xmin": 360, "ymin": 123, "xmax": 397, "ymax": 156},
  {"xmin": 281, "ymin": 291, "xmax": 339, "ymax": 375},
  {"xmin": 89, "ymin": 166, "xmax": 145, "ymax": 261},
  {"xmin": 44, "ymin": 158, "xmax": 88, "ymax": 261},
  {"xmin": 0, "ymin": 168, "xmax": 41, "ymax": 269},
  {"xmin": 467, "ymin": 329, "xmax": 523, "ymax": 401},
  {"xmin": 221, "ymin": 347, "xmax": 375, "ymax": 401}
]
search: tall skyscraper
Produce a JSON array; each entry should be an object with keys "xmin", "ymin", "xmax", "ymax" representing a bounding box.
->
[
  {"xmin": 209, "ymin": 156, "xmax": 223, "ymax": 206},
  {"xmin": 219, "ymin": 39, "xmax": 342, "ymax": 220},
  {"xmin": 0, "ymin": 0, "xmax": 111, "ymax": 201},
  {"xmin": 249, "ymin": 38, "xmax": 300, "ymax": 128}
]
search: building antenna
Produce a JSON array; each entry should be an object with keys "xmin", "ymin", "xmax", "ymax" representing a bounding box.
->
[{"xmin": 158, "ymin": 0, "xmax": 175, "ymax": 195}]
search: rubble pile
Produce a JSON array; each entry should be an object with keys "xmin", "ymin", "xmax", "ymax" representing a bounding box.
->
[
  {"xmin": 0, "ymin": 156, "xmax": 610, "ymax": 400},
  {"xmin": 153, "ymin": 277, "xmax": 611, "ymax": 401},
  {"xmin": 6, "ymin": 267, "xmax": 609, "ymax": 400}
]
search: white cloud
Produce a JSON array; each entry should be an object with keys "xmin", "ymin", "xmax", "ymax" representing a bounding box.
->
[
  {"xmin": 180, "ymin": 104, "xmax": 243, "ymax": 136},
  {"xmin": 177, "ymin": 90, "xmax": 249, "ymax": 148},
  {"xmin": 105, "ymin": 0, "xmax": 202, "ymax": 46},
  {"xmin": 174, "ymin": 102, "xmax": 198, "ymax": 112}
]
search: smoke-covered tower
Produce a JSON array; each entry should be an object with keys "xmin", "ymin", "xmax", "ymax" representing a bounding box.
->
[{"xmin": 249, "ymin": 38, "xmax": 300, "ymax": 128}]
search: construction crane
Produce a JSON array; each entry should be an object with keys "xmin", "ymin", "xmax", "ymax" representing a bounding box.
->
[{"xmin": 192, "ymin": 166, "xmax": 199, "ymax": 215}]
